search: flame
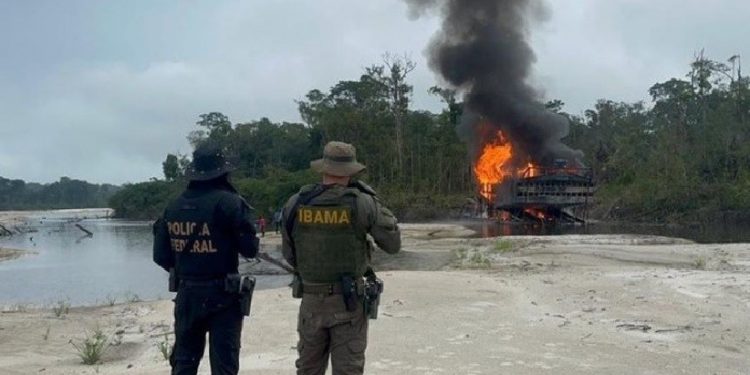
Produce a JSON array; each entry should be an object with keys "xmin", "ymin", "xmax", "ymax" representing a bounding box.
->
[
  {"xmin": 473, "ymin": 128, "xmax": 585, "ymax": 222},
  {"xmin": 473, "ymin": 130, "xmax": 545, "ymax": 203},
  {"xmin": 520, "ymin": 162, "xmax": 541, "ymax": 178},
  {"xmin": 499, "ymin": 211, "xmax": 512, "ymax": 222},
  {"xmin": 524, "ymin": 208, "xmax": 547, "ymax": 220},
  {"xmin": 474, "ymin": 131, "xmax": 514, "ymax": 200}
]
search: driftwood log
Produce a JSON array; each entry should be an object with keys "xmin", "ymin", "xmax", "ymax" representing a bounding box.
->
[{"xmin": 75, "ymin": 223, "xmax": 93, "ymax": 236}]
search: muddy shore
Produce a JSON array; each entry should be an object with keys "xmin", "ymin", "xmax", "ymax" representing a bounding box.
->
[
  {"xmin": 0, "ymin": 247, "xmax": 28, "ymax": 262},
  {"xmin": 0, "ymin": 223, "xmax": 748, "ymax": 374}
]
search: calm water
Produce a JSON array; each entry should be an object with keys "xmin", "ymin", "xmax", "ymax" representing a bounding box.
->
[
  {"xmin": 0, "ymin": 212, "xmax": 287, "ymax": 307},
  {"xmin": 0, "ymin": 215, "xmax": 166, "ymax": 307},
  {"xmin": 3, "ymin": 211, "xmax": 749, "ymax": 307}
]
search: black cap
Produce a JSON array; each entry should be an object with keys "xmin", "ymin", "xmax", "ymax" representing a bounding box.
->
[{"xmin": 185, "ymin": 142, "xmax": 233, "ymax": 181}]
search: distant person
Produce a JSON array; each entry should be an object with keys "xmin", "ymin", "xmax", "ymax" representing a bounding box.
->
[
  {"xmin": 281, "ymin": 141, "xmax": 401, "ymax": 375},
  {"xmin": 273, "ymin": 209, "xmax": 282, "ymax": 234},
  {"xmin": 258, "ymin": 215, "xmax": 266, "ymax": 237},
  {"xmin": 153, "ymin": 142, "xmax": 259, "ymax": 375}
]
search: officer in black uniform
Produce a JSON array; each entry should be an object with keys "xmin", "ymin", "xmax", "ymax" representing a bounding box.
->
[{"xmin": 153, "ymin": 142, "xmax": 259, "ymax": 375}]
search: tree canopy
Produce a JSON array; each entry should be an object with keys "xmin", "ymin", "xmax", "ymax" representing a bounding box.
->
[
  {"xmin": 110, "ymin": 52, "xmax": 750, "ymax": 223},
  {"xmin": 563, "ymin": 52, "xmax": 750, "ymax": 220},
  {"xmin": 0, "ymin": 176, "xmax": 119, "ymax": 210}
]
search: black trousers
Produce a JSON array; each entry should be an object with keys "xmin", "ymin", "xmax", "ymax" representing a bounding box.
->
[{"xmin": 171, "ymin": 284, "xmax": 244, "ymax": 375}]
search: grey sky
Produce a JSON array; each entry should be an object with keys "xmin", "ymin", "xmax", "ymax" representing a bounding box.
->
[{"xmin": 1, "ymin": 0, "xmax": 747, "ymax": 184}]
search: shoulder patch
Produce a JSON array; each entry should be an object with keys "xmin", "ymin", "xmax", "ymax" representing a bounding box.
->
[{"xmin": 297, "ymin": 205, "xmax": 352, "ymax": 226}]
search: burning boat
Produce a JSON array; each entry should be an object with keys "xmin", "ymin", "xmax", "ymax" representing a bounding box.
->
[
  {"xmin": 474, "ymin": 131, "xmax": 595, "ymax": 223},
  {"xmin": 404, "ymin": 0, "xmax": 594, "ymax": 222}
]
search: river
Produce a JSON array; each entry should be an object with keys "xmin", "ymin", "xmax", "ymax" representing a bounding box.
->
[
  {"xmin": 0, "ymin": 211, "xmax": 165, "ymax": 307},
  {"xmin": 2, "ymin": 210, "xmax": 749, "ymax": 307},
  {"xmin": 0, "ymin": 210, "xmax": 286, "ymax": 308}
]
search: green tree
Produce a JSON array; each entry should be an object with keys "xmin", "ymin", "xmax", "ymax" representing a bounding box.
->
[
  {"xmin": 188, "ymin": 112, "xmax": 233, "ymax": 146},
  {"xmin": 162, "ymin": 154, "xmax": 181, "ymax": 181}
]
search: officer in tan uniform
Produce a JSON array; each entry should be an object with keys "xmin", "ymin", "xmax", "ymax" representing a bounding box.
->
[{"xmin": 281, "ymin": 141, "xmax": 401, "ymax": 375}]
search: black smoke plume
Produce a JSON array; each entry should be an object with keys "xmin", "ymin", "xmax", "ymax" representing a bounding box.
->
[{"xmin": 405, "ymin": 0, "xmax": 583, "ymax": 165}]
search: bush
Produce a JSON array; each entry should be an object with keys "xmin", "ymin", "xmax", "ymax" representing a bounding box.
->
[
  {"xmin": 53, "ymin": 300, "xmax": 70, "ymax": 318},
  {"xmin": 109, "ymin": 168, "xmax": 318, "ymax": 220},
  {"xmin": 156, "ymin": 333, "xmax": 172, "ymax": 362},
  {"xmin": 379, "ymin": 191, "xmax": 466, "ymax": 221},
  {"xmin": 693, "ymin": 256, "xmax": 707, "ymax": 270},
  {"xmin": 108, "ymin": 180, "xmax": 182, "ymax": 219},
  {"xmin": 234, "ymin": 167, "xmax": 318, "ymax": 215},
  {"xmin": 70, "ymin": 328, "xmax": 109, "ymax": 365},
  {"xmin": 492, "ymin": 240, "xmax": 514, "ymax": 253}
]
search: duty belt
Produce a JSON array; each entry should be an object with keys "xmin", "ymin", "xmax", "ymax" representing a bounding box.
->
[
  {"xmin": 303, "ymin": 282, "xmax": 343, "ymax": 295},
  {"xmin": 303, "ymin": 279, "xmax": 364, "ymax": 295},
  {"xmin": 180, "ymin": 278, "xmax": 225, "ymax": 287}
]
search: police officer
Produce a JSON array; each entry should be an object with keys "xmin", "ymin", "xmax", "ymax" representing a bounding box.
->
[
  {"xmin": 153, "ymin": 142, "xmax": 259, "ymax": 375},
  {"xmin": 281, "ymin": 141, "xmax": 401, "ymax": 375}
]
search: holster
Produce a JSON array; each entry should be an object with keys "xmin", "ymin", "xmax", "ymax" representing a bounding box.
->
[
  {"xmin": 340, "ymin": 275, "xmax": 359, "ymax": 312},
  {"xmin": 364, "ymin": 276, "xmax": 384, "ymax": 320},
  {"xmin": 291, "ymin": 273, "xmax": 303, "ymax": 299},
  {"xmin": 225, "ymin": 273, "xmax": 256, "ymax": 316},
  {"xmin": 168, "ymin": 268, "xmax": 179, "ymax": 292}
]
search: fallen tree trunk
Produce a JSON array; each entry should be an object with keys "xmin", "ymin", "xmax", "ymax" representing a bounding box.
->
[{"xmin": 75, "ymin": 224, "xmax": 93, "ymax": 236}]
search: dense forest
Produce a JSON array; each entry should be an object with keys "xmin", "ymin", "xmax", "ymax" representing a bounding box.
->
[
  {"xmin": 110, "ymin": 57, "xmax": 470, "ymax": 220},
  {"xmin": 108, "ymin": 53, "xmax": 750, "ymax": 223},
  {"xmin": 563, "ymin": 53, "xmax": 750, "ymax": 221},
  {"xmin": 0, "ymin": 176, "xmax": 119, "ymax": 210}
]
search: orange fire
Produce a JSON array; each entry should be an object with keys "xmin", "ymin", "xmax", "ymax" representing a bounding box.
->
[
  {"xmin": 524, "ymin": 208, "xmax": 547, "ymax": 220},
  {"xmin": 474, "ymin": 131, "xmax": 544, "ymax": 203},
  {"xmin": 474, "ymin": 131, "xmax": 514, "ymax": 200},
  {"xmin": 520, "ymin": 162, "xmax": 541, "ymax": 178}
]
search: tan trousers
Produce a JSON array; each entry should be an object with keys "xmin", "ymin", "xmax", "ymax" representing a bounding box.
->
[{"xmin": 296, "ymin": 293, "xmax": 368, "ymax": 375}]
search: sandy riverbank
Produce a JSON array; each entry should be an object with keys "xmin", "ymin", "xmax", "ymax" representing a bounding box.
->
[
  {"xmin": 0, "ymin": 247, "xmax": 28, "ymax": 262},
  {"xmin": 0, "ymin": 211, "xmax": 28, "ymax": 233},
  {"xmin": 0, "ymin": 208, "xmax": 113, "ymax": 226},
  {"xmin": 0, "ymin": 224, "xmax": 748, "ymax": 374}
]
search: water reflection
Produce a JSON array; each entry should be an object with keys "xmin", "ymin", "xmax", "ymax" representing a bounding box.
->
[
  {"xmin": 0, "ymin": 218, "xmax": 163, "ymax": 307},
  {"xmin": 0, "ymin": 216, "xmax": 287, "ymax": 307}
]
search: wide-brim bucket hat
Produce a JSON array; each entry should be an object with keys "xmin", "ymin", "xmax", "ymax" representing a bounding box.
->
[
  {"xmin": 310, "ymin": 141, "xmax": 366, "ymax": 177},
  {"xmin": 185, "ymin": 142, "xmax": 234, "ymax": 181}
]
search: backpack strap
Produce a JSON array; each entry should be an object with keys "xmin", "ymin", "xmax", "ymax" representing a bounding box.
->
[{"xmin": 285, "ymin": 184, "xmax": 329, "ymax": 258}]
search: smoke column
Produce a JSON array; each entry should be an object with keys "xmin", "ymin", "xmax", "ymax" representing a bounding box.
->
[{"xmin": 405, "ymin": 0, "xmax": 583, "ymax": 165}]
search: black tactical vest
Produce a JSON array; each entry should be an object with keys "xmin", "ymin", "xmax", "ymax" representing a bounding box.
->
[
  {"xmin": 164, "ymin": 189, "xmax": 238, "ymax": 280},
  {"xmin": 293, "ymin": 187, "xmax": 369, "ymax": 283}
]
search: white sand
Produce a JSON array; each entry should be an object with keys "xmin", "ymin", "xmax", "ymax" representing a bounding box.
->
[{"xmin": 0, "ymin": 224, "xmax": 748, "ymax": 374}]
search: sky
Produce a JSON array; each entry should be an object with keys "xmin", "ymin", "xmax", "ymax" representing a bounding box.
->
[{"xmin": 1, "ymin": 0, "xmax": 748, "ymax": 184}]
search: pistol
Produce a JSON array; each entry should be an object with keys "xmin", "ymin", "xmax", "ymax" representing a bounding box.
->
[
  {"xmin": 168, "ymin": 268, "xmax": 179, "ymax": 292},
  {"xmin": 291, "ymin": 273, "xmax": 304, "ymax": 298},
  {"xmin": 365, "ymin": 277, "xmax": 383, "ymax": 319},
  {"xmin": 239, "ymin": 275, "xmax": 256, "ymax": 316},
  {"xmin": 340, "ymin": 275, "xmax": 358, "ymax": 312}
]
